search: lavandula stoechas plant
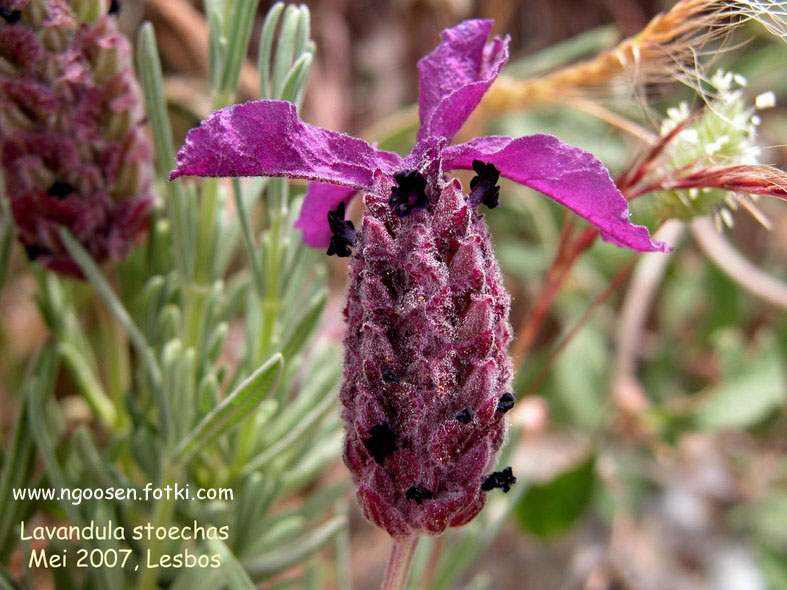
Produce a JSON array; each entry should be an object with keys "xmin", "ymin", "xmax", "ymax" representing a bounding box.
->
[
  {"xmin": 171, "ymin": 19, "xmax": 667, "ymax": 543},
  {"xmin": 0, "ymin": 0, "xmax": 153, "ymax": 276}
]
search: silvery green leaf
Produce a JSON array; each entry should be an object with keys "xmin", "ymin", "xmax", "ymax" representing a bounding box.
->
[
  {"xmin": 175, "ymin": 354, "xmax": 283, "ymax": 464},
  {"xmin": 206, "ymin": 539, "xmax": 256, "ymax": 589},
  {"xmin": 281, "ymin": 289, "xmax": 326, "ymax": 362},
  {"xmin": 258, "ymin": 2, "xmax": 286, "ymax": 98},
  {"xmin": 242, "ymin": 515, "xmax": 346, "ymax": 580}
]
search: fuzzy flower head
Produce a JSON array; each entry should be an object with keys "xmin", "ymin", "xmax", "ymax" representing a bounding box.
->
[
  {"xmin": 172, "ymin": 19, "xmax": 667, "ymax": 538},
  {"xmin": 0, "ymin": 0, "xmax": 153, "ymax": 277}
]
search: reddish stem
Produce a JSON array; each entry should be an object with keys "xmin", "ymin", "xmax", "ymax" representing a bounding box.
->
[{"xmin": 381, "ymin": 535, "xmax": 420, "ymax": 590}]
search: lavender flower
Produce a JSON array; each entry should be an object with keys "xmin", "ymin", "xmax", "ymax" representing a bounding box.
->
[
  {"xmin": 0, "ymin": 0, "xmax": 153, "ymax": 277},
  {"xmin": 171, "ymin": 19, "xmax": 667, "ymax": 538}
]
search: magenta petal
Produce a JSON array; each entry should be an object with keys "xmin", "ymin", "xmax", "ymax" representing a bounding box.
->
[
  {"xmin": 295, "ymin": 182, "xmax": 358, "ymax": 247},
  {"xmin": 170, "ymin": 100, "xmax": 400, "ymax": 186},
  {"xmin": 416, "ymin": 19, "xmax": 509, "ymax": 142},
  {"xmin": 442, "ymin": 135, "xmax": 670, "ymax": 252}
]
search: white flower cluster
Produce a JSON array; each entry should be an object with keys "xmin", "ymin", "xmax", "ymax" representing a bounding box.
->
[{"xmin": 657, "ymin": 70, "xmax": 776, "ymax": 228}]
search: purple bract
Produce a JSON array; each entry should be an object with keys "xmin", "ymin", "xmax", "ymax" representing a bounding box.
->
[{"xmin": 171, "ymin": 19, "xmax": 668, "ymax": 538}]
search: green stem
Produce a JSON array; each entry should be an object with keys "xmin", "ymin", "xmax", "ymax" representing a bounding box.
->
[
  {"xmin": 258, "ymin": 178, "xmax": 287, "ymax": 362},
  {"xmin": 232, "ymin": 178, "xmax": 265, "ymax": 295},
  {"xmin": 135, "ymin": 461, "xmax": 181, "ymax": 590},
  {"xmin": 195, "ymin": 178, "xmax": 219, "ymax": 284},
  {"xmin": 95, "ymin": 300, "xmax": 130, "ymax": 430},
  {"xmin": 381, "ymin": 536, "xmax": 419, "ymax": 590},
  {"xmin": 183, "ymin": 283, "xmax": 209, "ymax": 352}
]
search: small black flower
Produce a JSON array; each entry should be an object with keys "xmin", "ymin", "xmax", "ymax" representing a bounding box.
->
[
  {"xmin": 455, "ymin": 407, "xmax": 473, "ymax": 424},
  {"xmin": 382, "ymin": 371, "xmax": 400, "ymax": 383},
  {"xmin": 496, "ymin": 392, "xmax": 515, "ymax": 414},
  {"xmin": 481, "ymin": 466, "xmax": 516, "ymax": 493},
  {"xmin": 363, "ymin": 422, "xmax": 398, "ymax": 464},
  {"xmin": 469, "ymin": 159, "xmax": 500, "ymax": 209},
  {"xmin": 109, "ymin": 0, "xmax": 121, "ymax": 16},
  {"xmin": 405, "ymin": 485, "xmax": 434, "ymax": 505},
  {"xmin": 0, "ymin": 8, "xmax": 21, "ymax": 24},
  {"xmin": 24, "ymin": 244, "xmax": 48, "ymax": 261},
  {"xmin": 326, "ymin": 202, "xmax": 356, "ymax": 257},
  {"xmin": 47, "ymin": 181, "xmax": 76, "ymax": 200},
  {"xmin": 389, "ymin": 170, "xmax": 428, "ymax": 217}
]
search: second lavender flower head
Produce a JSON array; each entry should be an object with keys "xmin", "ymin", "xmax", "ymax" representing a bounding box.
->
[{"xmin": 171, "ymin": 19, "xmax": 667, "ymax": 538}]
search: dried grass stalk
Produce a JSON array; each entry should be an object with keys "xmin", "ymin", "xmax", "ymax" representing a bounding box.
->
[{"xmin": 483, "ymin": 0, "xmax": 787, "ymax": 112}]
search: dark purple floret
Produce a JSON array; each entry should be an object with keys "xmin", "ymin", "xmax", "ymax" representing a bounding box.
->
[
  {"xmin": 24, "ymin": 244, "xmax": 47, "ymax": 261},
  {"xmin": 481, "ymin": 467, "xmax": 516, "ymax": 493},
  {"xmin": 326, "ymin": 202, "xmax": 356, "ymax": 257},
  {"xmin": 0, "ymin": 8, "xmax": 21, "ymax": 24},
  {"xmin": 455, "ymin": 407, "xmax": 473, "ymax": 424},
  {"xmin": 469, "ymin": 160, "xmax": 500, "ymax": 209},
  {"xmin": 388, "ymin": 170, "xmax": 428, "ymax": 217},
  {"xmin": 497, "ymin": 392, "xmax": 515, "ymax": 413},
  {"xmin": 363, "ymin": 422, "xmax": 398, "ymax": 464},
  {"xmin": 47, "ymin": 181, "xmax": 75, "ymax": 200},
  {"xmin": 109, "ymin": 0, "xmax": 121, "ymax": 15},
  {"xmin": 382, "ymin": 371, "xmax": 400, "ymax": 383},
  {"xmin": 405, "ymin": 486, "xmax": 434, "ymax": 505}
]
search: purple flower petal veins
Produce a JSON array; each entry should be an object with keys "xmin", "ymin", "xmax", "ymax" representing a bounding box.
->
[
  {"xmin": 169, "ymin": 99, "xmax": 401, "ymax": 186},
  {"xmin": 416, "ymin": 19, "xmax": 509, "ymax": 142},
  {"xmin": 442, "ymin": 135, "xmax": 670, "ymax": 252},
  {"xmin": 170, "ymin": 20, "xmax": 666, "ymax": 254}
]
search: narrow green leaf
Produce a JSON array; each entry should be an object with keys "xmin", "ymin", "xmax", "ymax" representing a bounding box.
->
[
  {"xmin": 258, "ymin": 2, "xmax": 285, "ymax": 98},
  {"xmin": 136, "ymin": 22, "xmax": 193, "ymax": 279},
  {"xmin": 280, "ymin": 429, "xmax": 342, "ymax": 492},
  {"xmin": 72, "ymin": 427, "xmax": 137, "ymax": 495},
  {"xmin": 26, "ymin": 343, "xmax": 84, "ymax": 525},
  {"xmin": 206, "ymin": 539, "xmax": 256, "ymax": 590},
  {"xmin": 170, "ymin": 568, "xmax": 224, "ymax": 590},
  {"xmin": 217, "ymin": 0, "xmax": 261, "ymax": 104},
  {"xmin": 0, "ymin": 566, "xmax": 20, "ymax": 590},
  {"xmin": 0, "ymin": 387, "xmax": 34, "ymax": 560},
  {"xmin": 279, "ymin": 51, "xmax": 313, "ymax": 105},
  {"xmin": 271, "ymin": 4, "xmax": 300, "ymax": 99},
  {"xmin": 135, "ymin": 23, "xmax": 177, "ymax": 177},
  {"xmin": 0, "ymin": 203, "xmax": 13, "ymax": 293},
  {"xmin": 294, "ymin": 5, "xmax": 311, "ymax": 59},
  {"xmin": 242, "ymin": 389, "xmax": 334, "ymax": 476},
  {"xmin": 243, "ymin": 515, "xmax": 346, "ymax": 580},
  {"xmin": 281, "ymin": 289, "xmax": 326, "ymax": 362},
  {"xmin": 58, "ymin": 342, "xmax": 116, "ymax": 427},
  {"xmin": 232, "ymin": 177, "xmax": 265, "ymax": 294},
  {"xmin": 59, "ymin": 228, "xmax": 168, "ymax": 439},
  {"xmin": 175, "ymin": 354, "xmax": 284, "ymax": 464}
]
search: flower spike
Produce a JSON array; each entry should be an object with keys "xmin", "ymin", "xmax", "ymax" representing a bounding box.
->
[{"xmin": 170, "ymin": 15, "xmax": 671, "ymax": 541}]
